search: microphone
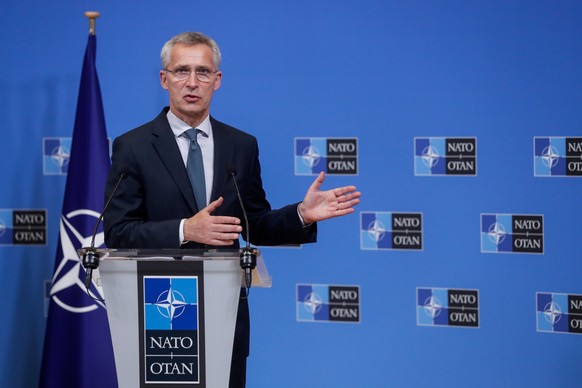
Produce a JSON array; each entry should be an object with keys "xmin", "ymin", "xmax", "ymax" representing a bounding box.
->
[
  {"xmin": 82, "ymin": 168, "xmax": 128, "ymax": 292},
  {"xmin": 227, "ymin": 164, "xmax": 256, "ymax": 298}
]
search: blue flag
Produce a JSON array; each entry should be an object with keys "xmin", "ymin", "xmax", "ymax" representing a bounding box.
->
[{"xmin": 39, "ymin": 34, "xmax": 118, "ymax": 387}]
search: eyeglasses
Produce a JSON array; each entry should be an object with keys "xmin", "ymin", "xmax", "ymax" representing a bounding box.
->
[{"xmin": 164, "ymin": 67, "xmax": 218, "ymax": 83}]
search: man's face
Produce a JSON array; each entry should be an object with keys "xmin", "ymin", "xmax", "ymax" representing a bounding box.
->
[{"xmin": 160, "ymin": 43, "xmax": 222, "ymax": 127}]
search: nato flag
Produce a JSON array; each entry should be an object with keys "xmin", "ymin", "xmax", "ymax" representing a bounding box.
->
[{"xmin": 39, "ymin": 34, "xmax": 118, "ymax": 387}]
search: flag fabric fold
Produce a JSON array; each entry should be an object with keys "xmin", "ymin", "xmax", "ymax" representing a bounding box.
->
[{"xmin": 39, "ymin": 34, "xmax": 118, "ymax": 388}]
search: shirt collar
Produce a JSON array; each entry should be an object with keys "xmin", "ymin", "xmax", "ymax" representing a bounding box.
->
[{"xmin": 166, "ymin": 110, "xmax": 212, "ymax": 138}]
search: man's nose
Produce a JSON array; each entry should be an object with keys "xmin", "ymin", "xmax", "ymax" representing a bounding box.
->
[{"xmin": 185, "ymin": 72, "xmax": 200, "ymax": 86}]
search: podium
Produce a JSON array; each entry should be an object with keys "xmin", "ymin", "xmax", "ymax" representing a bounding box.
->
[{"xmin": 90, "ymin": 249, "xmax": 270, "ymax": 388}]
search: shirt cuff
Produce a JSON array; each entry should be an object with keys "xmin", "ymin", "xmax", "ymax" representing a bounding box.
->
[
  {"xmin": 297, "ymin": 204, "xmax": 312, "ymax": 228},
  {"xmin": 179, "ymin": 218, "xmax": 188, "ymax": 245}
]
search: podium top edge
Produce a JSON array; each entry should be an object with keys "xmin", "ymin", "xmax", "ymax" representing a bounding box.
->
[{"xmin": 76, "ymin": 248, "xmax": 261, "ymax": 260}]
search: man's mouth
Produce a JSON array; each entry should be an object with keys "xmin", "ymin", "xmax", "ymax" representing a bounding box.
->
[{"xmin": 184, "ymin": 94, "xmax": 200, "ymax": 102}]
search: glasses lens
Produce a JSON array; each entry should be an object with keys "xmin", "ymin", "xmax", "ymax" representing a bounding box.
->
[
  {"xmin": 168, "ymin": 69, "xmax": 190, "ymax": 80},
  {"xmin": 177, "ymin": 72, "xmax": 190, "ymax": 80}
]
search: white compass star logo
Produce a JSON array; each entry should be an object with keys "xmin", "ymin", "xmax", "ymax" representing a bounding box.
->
[
  {"xmin": 423, "ymin": 296, "xmax": 442, "ymax": 318},
  {"xmin": 301, "ymin": 145, "xmax": 321, "ymax": 168},
  {"xmin": 303, "ymin": 292, "xmax": 323, "ymax": 315},
  {"xmin": 50, "ymin": 145, "xmax": 71, "ymax": 169},
  {"xmin": 0, "ymin": 217, "xmax": 6, "ymax": 238},
  {"xmin": 367, "ymin": 219, "xmax": 386, "ymax": 242},
  {"xmin": 155, "ymin": 288, "xmax": 188, "ymax": 321},
  {"xmin": 543, "ymin": 301, "xmax": 562, "ymax": 325},
  {"xmin": 421, "ymin": 145, "xmax": 440, "ymax": 168},
  {"xmin": 487, "ymin": 222, "xmax": 506, "ymax": 246},
  {"xmin": 540, "ymin": 145, "xmax": 560, "ymax": 168},
  {"xmin": 49, "ymin": 209, "xmax": 105, "ymax": 313}
]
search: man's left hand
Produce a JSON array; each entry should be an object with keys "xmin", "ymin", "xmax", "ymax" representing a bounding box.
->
[{"xmin": 298, "ymin": 171, "xmax": 361, "ymax": 225}]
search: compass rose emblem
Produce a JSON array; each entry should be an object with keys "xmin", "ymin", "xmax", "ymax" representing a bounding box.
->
[
  {"xmin": 543, "ymin": 301, "xmax": 562, "ymax": 325},
  {"xmin": 49, "ymin": 209, "xmax": 105, "ymax": 313},
  {"xmin": 367, "ymin": 219, "xmax": 386, "ymax": 242},
  {"xmin": 487, "ymin": 222, "xmax": 506, "ymax": 246},
  {"xmin": 50, "ymin": 145, "xmax": 71, "ymax": 170},
  {"xmin": 301, "ymin": 145, "xmax": 321, "ymax": 168},
  {"xmin": 303, "ymin": 292, "xmax": 323, "ymax": 315},
  {"xmin": 423, "ymin": 295, "xmax": 442, "ymax": 318},
  {"xmin": 155, "ymin": 288, "xmax": 188, "ymax": 321},
  {"xmin": 540, "ymin": 145, "xmax": 560, "ymax": 168},
  {"xmin": 421, "ymin": 145, "xmax": 440, "ymax": 168},
  {"xmin": 0, "ymin": 217, "xmax": 6, "ymax": 238}
]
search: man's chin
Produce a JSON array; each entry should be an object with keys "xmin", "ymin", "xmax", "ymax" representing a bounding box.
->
[{"xmin": 173, "ymin": 107, "xmax": 207, "ymax": 124}]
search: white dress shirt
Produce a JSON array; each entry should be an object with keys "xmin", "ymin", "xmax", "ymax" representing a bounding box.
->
[{"xmin": 166, "ymin": 110, "xmax": 215, "ymax": 244}]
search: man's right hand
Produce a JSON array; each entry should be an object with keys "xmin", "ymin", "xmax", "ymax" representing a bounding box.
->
[{"xmin": 183, "ymin": 197, "xmax": 242, "ymax": 245}]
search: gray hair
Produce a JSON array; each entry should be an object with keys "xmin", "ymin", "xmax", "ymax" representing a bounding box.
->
[{"xmin": 160, "ymin": 32, "xmax": 222, "ymax": 70}]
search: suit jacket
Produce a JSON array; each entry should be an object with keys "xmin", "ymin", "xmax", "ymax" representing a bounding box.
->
[{"xmin": 103, "ymin": 107, "xmax": 317, "ymax": 359}]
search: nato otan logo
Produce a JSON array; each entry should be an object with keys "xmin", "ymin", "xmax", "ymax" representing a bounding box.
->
[
  {"xmin": 295, "ymin": 137, "xmax": 358, "ymax": 175},
  {"xmin": 417, "ymin": 288, "xmax": 479, "ymax": 328},
  {"xmin": 297, "ymin": 284, "xmax": 360, "ymax": 323},
  {"xmin": 414, "ymin": 137, "xmax": 477, "ymax": 176},
  {"xmin": 0, "ymin": 209, "xmax": 47, "ymax": 246},
  {"xmin": 534, "ymin": 137, "xmax": 582, "ymax": 177},
  {"xmin": 143, "ymin": 276, "xmax": 200, "ymax": 384},
  {"xmin": 537, "ymin": 292, "xmax": 582, "ymax": 335},
  {"xmin": 43, "ymin": 137, "xmax": 71, "ymax": 175},
  {"xmin": 360, "ymin": 211, "xmax": 423, "ymax": 250},
  {"xmin": 481, "ymin": 213, "xmax": 544, "ymax": 254}
]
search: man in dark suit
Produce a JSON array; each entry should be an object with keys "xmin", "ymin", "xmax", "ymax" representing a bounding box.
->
[{"xmin": 103, "ymin": 32, "xmax": 360, "ymax": 388}]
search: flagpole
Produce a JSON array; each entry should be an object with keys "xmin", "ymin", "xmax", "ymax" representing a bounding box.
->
[
  {"xmin": 84, "ymin": 11, "xmax": 100, "ymax": 35},
  {"xmin": 39, "ymin": 10, "xmax": 118, "ymax": 387}
]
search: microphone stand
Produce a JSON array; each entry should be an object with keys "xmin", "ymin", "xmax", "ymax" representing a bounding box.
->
[
  {"xmin": 81, "ymin": 169, "xmax": 127, "ymax": 299},
  {"xmin": 228, "ymin": 167, "xmax": 256, "ymax": 298}
]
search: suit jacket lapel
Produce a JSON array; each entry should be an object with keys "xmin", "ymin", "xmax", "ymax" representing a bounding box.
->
[
  {"xmin": 210, "ymin": 118, "xmax": 234, "ymax": 203},
  {"xmin": 150, "ymin": 111, "xmax": 198, "ymax": 213}
]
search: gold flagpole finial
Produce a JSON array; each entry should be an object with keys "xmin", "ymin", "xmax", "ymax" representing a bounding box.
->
[{"xmin": 84, "ymin": 11, "xmax": 101, "ymax": 35}]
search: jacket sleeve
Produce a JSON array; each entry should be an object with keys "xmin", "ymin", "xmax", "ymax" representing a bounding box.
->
[{"xmin": 241, "ymin": 139, "xmax": 317, "ymax": 246}]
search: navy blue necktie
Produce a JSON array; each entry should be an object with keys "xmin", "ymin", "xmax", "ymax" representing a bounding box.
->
[{"xmin": 183, "ymin": 128, "xmax": 207, "ymax": 210}]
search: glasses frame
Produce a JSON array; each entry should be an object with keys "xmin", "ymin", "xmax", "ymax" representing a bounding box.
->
[{"xmin": 163, "ymin": 67, "xmax": 219, "ymax": 83}]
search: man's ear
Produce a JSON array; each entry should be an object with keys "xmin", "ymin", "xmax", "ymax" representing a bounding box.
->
[
  {"xmin": 213, "ymin": 71, "xmax": 222, "ymax": 91},
  {"xmin": 160, "ymin": 70, "xmax": 169, "ymax": 90}
]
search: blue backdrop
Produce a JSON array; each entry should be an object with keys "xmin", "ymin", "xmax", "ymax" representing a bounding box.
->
[{"xmin": 1, "ymin": 1, "xmax": 581, "ymax": 387}]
